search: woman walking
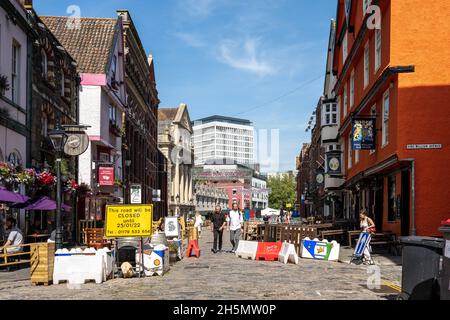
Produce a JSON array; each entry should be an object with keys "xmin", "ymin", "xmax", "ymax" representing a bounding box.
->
[
  {"xmin": 194, "ymin": 211, "xmax": 203, "ymax": 238},
  {"xmin": 360, "ymin": 209, "xmax": 376, "ymax": 265}
]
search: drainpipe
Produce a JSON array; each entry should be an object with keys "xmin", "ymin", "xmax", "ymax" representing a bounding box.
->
[{"xmin": 403, "ymin": 158, "xmax": 416, "ymax": 236}]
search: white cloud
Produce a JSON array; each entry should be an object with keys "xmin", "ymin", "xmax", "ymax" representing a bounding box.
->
[
  {"xmin": 218, "ymin": 39, "xmax": 276, "ymax": 77},
  {"xmin": 174, "ymin": 32, "xmax": 206, "ymax": 48},
  {"xmin": 182, "ymin": 0, "xmax": 215, "ymax": 17}
]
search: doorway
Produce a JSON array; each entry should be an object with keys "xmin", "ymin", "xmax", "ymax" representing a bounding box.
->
[{"xmin": 401, "ymin": 170, "xmax": 411, "ymax": 236}]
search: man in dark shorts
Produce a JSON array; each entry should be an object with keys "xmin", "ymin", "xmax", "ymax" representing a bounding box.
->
[{"xmin": 211, "ymin": 206, "xmax": 226, "ymax": 253}]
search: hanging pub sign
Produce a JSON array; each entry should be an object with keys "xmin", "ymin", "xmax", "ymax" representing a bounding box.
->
[
  {"xmin": 352, "ymin": 117, "xmax": 376, "ymax": 150},
  {"xmin": 98, "ymin": 167, "xmax": 114, "ymax": 186},
  {"xmin": 326, "ymin": 152, "xmax": 342, "ymax": 175}
]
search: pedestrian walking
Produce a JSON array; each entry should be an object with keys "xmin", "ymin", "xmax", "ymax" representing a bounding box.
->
[
  {"xmin": 227, "ymin": 203, "xmax": 243, "ymax": 253},
  {"xmin": 194, "ymin": 211, "xmax": 203, "ymax": 238},
  {"xmin": 211, "ymin": 206, "xmax": 226, "ymax": 253},
  {"xmin": 359, "ymin": 209, "xmax": 376, "ymax": 264}
]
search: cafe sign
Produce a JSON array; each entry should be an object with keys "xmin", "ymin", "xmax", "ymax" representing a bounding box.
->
[{"xmin": 105, "ymin": 204, "xmax": 153, "ymax": 238}]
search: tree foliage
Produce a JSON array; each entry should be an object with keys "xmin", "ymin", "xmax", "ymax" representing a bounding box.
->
[{"xmin": 267, "ymin": 173, "xmax": 297, "ymax": 209}]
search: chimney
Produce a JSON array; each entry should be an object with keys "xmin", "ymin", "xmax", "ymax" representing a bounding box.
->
[{"xmin": 18, "ymin": 0, "xmax": 33, "ymax": 9}]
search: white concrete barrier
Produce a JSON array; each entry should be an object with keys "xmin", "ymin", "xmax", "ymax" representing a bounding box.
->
[
  {"xmin": 235, "ymin": 240, "xmax": 259, "ymax": 260},
  {"xmin": 301, "ymin": 238, "xmax": 340, "ymax": 262},
  {"xmin": 53, "ymin": 248, "xmax": 108, "ymax": 285},
  {"xmin": 278, "ymin": 242, "xmax": 299, "ymax": 265}
]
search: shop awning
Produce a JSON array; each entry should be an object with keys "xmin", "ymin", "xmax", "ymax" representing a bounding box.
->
[
  {"xmin": 24, "ymin": 196, "xmax": 71, "ymax": 212},
  {"xmin": 0, "ymin": 187, "xmax": 29, "ymax": 203}
]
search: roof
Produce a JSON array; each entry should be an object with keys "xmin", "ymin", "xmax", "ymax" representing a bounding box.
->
[
  {"xmin": 40, "ymin": 16, "xmax": 119, "ymax": 74},
  {"xmin": 193, "ymin": 115, "xmax": 252, "ymax": 126},
  {"xmin": 158, "ymin": 108, "xmax": 179, "ymax": 121}
]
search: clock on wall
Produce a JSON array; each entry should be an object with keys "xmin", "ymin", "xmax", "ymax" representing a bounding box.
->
[
  {"xmin": 316, "ymin": 173, "xmax": 324, "ymax": 185},
  {"xmin": 328, "ymin": 157, "xmax": 340, "ymax": 172}
]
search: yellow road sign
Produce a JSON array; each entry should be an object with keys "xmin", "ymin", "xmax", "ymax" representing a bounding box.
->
[{"xmin": 105, "ymin": 204, "xmax": 153, "ymax": 238}]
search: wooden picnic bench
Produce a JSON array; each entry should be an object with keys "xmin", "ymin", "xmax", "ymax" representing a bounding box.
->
[{"xmin": 319, "ymin": 229, "xmax": 346, "ymax": 241}]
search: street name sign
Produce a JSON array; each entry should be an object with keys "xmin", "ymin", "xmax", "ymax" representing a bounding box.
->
[
  {"xmin": 407, "ymin": 144, "xmax": 442, "ymax": 150},
  {"xmin": 105, "ymin": 204, "xmax": 153, "ymax": 238}
]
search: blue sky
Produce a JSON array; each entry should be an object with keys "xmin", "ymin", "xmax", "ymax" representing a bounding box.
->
[{"xmin": 34, "ymin": 0, "xmax": 337, "ymax": 172}]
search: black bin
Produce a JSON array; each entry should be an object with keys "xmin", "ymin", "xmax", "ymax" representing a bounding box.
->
[
  {"xmin": 439, "ymin": 221, "xmax": 450, "ymax": 300},
  {"xmin": 399, "ymin": 236, "xmax": 444, "ymax": 300}
]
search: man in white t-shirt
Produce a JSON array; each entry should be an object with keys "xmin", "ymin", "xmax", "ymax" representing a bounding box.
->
[
  {"xmin": 3, "ymin": 217, "xmax": 24, "ymax": 254},
  {"xmin": 227, "ymin": 203, "xmax": 243, "ymax": 253}
]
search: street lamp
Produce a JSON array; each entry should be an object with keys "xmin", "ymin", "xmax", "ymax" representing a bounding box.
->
[{"xmin": 48, "ymin": 121, "xmax": 68, "ymax": 250}]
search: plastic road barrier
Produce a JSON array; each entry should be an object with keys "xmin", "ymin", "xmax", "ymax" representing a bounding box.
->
[
  {"xmin": 235, "ymin": 240, "xmax": 259, "ymax": 260},
  {"xmin": 53, "ymin": 248, "xmax": 113, "ymax": 285},
  {"xmin": 255, "ymin": 242, "xmax": 283, "ymax": 261},
  {"xmin": 278, "ymin": 242, "xmax": 299, "ymax": 265},
  {"xmin": 136, "ymin": 249, "xmax": 169, "ymax": 276},
  {"xmin": 301, "ymin": 238, "xmax": 340, "ymax": 261}
]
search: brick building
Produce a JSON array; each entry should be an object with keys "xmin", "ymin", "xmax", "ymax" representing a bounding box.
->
[{"xmin": 332, "ymin": 0, "xmax": 450, "ymax": 236}]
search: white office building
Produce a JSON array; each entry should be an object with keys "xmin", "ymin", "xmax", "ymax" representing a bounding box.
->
[{"xmin": 192, "ymin": 115, "xmax": 254, "ymax": 166}]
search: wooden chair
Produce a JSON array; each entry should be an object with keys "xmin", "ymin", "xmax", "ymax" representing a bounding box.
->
[{"xmin": 85, "ymin": 228, "xmax": 109, "ymax": 249}]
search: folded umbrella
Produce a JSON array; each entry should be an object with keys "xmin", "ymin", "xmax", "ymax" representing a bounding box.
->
[{"xmin": 0, "ymin": 186, "xmax": 29, "ymax": 203}]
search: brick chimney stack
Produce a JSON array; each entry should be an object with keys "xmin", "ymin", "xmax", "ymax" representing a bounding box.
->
[{"xmin": 17, "ymin": 0, "xmax": 33, "ymax": 9}]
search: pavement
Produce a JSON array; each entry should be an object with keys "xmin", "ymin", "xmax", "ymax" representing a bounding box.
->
[{"xmin": 0, "ymin": 229, "xmax": 402, "ymax": 300}]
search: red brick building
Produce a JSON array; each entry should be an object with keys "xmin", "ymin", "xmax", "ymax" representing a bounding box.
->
[{"xmin": 333, "ymin": 0, "xmax": 450, "ymax": 236}]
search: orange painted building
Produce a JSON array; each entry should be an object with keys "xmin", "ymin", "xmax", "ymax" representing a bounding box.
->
[{"xmin": 332, "ymin": 0, "xmax": 450, "ymax": 236}]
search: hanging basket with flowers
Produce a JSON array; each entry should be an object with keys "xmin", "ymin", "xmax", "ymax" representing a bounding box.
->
[
  {"xmin": 65, "ymin": 178, "xmax": 79, "ymax": 193},
  {"xmin": 16, "ymin": 168, "xmax": 36, "ymax": 186},
  {"xmin": 0, "ymin": 162, "xmax": 15, "ymax": 186},
  {"xmin": 36, "ymin": 171, "xmax": 56, "ymax": 189}
]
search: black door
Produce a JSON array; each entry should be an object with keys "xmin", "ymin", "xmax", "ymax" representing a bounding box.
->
[
  {"xmin": 401, "ymin": 170, "xmax": 411, "ymax": 236},
  {"xmin": 374, "ymin": 184, "xmax": 384, "ymax": 231}
]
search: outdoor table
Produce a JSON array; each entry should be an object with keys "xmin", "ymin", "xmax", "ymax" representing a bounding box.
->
[{"xmin": 27, "ymin": 234, "xmax": 50, "ymax": 243}]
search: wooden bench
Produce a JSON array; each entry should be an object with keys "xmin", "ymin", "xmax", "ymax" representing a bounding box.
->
[{"xmin": 319, "ymin": 229, "xmax": 346, "ymax": 241}]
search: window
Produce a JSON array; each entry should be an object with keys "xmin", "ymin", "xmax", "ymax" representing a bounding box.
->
[
  {"xmin": 41, "ymin": 49, "xmax": 48, "ymax": 79},
  {"xmin": 109, "ymin": 105, "xmax": 117, "ymax": 124},
  {"xmin": 387, "ymin": 175, "xmax": 396, "ymax": 222},
  {"xmin": 382, "ymin": 90, "xmax": 390, "ymax": 146},
  {"xmin": 364, "ymin": 42, "xmax": 370, "ymax": 88},
  {"xmin": 61, "ymin": 72, "xmax": 65, "ymax": 97},
  {"xmin": 7, "ymin": 150, "xmax": 22, "ymax": 166},
  {"xmin": 0, "ymin": 148, "xmax": 3, "ymax": 162},
  {"xmin": 342, "ymin": 31, "xmax": 348, "ymax": 63},
  {"xmin": 323, "ymin": 103, "xmax": 338, "ymax": 126},
  {"xmin": 41, "ymin": 114, "xmax": 48, "ymax": 136},
  {"xmin": 355, "ymin": 149, "xmax": 360, "ymax": 164},
  {"xmin": 350, "ymin": 70, "xmax": 355, "ymax": 108},
  {"xmin": 111, "ymin": 55, "xmax": 117, "ymax": 82},
  {"xmin": 11, "ymin": 41, "xmax": 20, "ymax": 104},
  {"xmin": 375, "ymin": 28, "xmax": 382, "ymax": 72},
  {"xmin": 343, "ymin": 83, "xmax": 348, "ymax": 117},
  {"xmin": 348, "ymin": 134, "xmax": 352, "ymax": 169}
]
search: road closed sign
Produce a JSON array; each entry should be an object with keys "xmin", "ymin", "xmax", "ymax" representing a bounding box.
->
[{"xmin": 105, "ymin": 204, "xmax": 153, "ymax": 238}]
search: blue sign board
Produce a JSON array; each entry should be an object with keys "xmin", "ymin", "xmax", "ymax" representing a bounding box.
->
[{"xmin": 354, "ymin": 232, "xmax": 371, "ymax": 258}]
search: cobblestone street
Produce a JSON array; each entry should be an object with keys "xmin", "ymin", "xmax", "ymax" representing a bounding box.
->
[{"xmin": 0, "ymin": 229, "xmax": 402, "ymax": 300}]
